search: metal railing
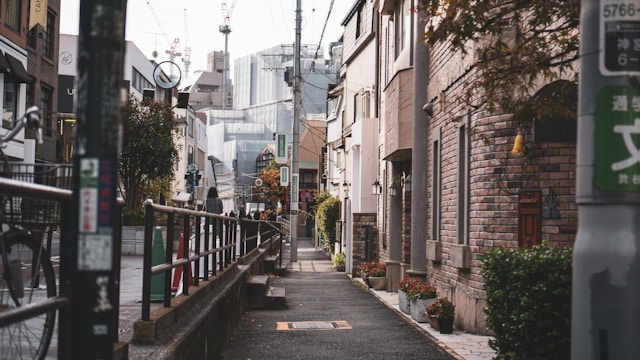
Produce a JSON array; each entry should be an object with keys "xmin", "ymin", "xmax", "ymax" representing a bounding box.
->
[{"xmin": 140, "ymin": 200, "xmax": 286, "ymax": 321}]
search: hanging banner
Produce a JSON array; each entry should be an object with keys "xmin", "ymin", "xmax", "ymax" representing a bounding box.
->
[{"xmin": 29, "ymin": 0, "xmax": 48, "ymax": 30}]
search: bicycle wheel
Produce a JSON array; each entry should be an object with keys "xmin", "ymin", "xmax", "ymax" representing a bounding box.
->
[{"xmin": 0, "ymin": 229, "xmax": 56, "ymax": 360}]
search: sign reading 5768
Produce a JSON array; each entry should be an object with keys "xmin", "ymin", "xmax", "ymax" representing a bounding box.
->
[{"xmin": 600, "ymin": 0, "xmax": 640, "ymax": 76}]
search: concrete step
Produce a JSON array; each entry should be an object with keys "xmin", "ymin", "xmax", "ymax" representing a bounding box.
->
[
  {"xmin": 246, "ymin": 275, "xmax": 286, "ymax": 310},
  {"xmin": 264, "ymin": 255, "xmax": 280, "ymax": 274}
]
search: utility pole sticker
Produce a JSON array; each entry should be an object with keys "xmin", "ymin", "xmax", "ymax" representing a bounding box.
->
[
  {"xmin": 600, "ymin": 0, "xmax": 640, "ymax": 76},
  {"xmin": 596, "ymin": 86, "xmax": 640, "ymax": 191},
  {"xmin": 78, "ymin": 158, "xmax": 114, "ymax": 270}
]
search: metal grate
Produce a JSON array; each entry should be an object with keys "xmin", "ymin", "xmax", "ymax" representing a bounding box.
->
[{"xmin": 276, "ymin": 320, "xmax": 352, "ymax": 331}]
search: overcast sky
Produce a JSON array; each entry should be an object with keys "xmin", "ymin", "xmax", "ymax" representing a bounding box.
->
[{"xmin": 60, "ymin": 0, "xmax": 353, "ymax": 79}]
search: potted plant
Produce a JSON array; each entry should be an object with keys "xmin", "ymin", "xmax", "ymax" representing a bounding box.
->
[
  {"xmin": 398, "ymin": 277, "xmax": 419, "ymax": 314},
  {"xmin": 333, "ymin": 252, "xmax": 346, "ymax": 272},
  {"xmin": 407, "ymin": 282, "xmax": 438, "ymax": 323},
  {"xmin": 359, "ymin": 260, "xmax": 386, "ymax": 290},
  {"xmin": 426, "ymin": 297, "xmax": 456, "ymax": 334}
]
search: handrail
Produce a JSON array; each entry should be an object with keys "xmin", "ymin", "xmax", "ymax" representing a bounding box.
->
[{"xmin": 140, "ymin": 200, "xmax": 286, "ymax": 321}]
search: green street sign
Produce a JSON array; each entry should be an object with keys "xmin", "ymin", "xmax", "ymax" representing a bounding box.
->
[
  {"xmin": 595, "ymin": 86, "xmax": 640, "ymax": 192},
  {"xmin": 276, "ymin": 133, "xmax": 287, "ymax": 164},
  {"xmin": 280, "ymin": 166, "xmax": 289, "ymax": 186}
]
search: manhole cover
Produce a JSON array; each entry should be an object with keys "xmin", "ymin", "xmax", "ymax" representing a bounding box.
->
[{"xmin": 276, "ymin": 320, "xmax": 352, "ymax": 331}]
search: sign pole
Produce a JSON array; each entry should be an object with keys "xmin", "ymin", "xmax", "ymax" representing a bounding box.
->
[
  {"xmin": 573, "ymin": 0, "xmax": 640, "ymax": 358},
  {"xmin": 67, "ymin": 1, "xmax": 127, "ymax": 358}
]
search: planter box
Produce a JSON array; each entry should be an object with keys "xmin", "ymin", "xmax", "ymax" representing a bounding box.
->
[
  {"xmin": 368, "ymin": 276, "xmax": 386, "ymax": 290},
  {"xmin": 398, "ymin": 290, "xmax": 410, "ymax": 314},
  {"xmin": 428, "ymin": 315, "xmax": 440, "ymax": 330},
  {"xmin": 410, "ymin": 298, "xmax": 436, "ymax": 323}
]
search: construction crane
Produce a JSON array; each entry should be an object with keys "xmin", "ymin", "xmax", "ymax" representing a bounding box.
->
[
  {"xmin": 219, "ymin": 1, "xmax": 237, "ymax": 110},
  {"xmin": 147, "ymin": 2, "xmax": 182, "ymax": 81},
  {"xmin": 183, "ymin": 9, "xmax": 191, "ymax": 78}
]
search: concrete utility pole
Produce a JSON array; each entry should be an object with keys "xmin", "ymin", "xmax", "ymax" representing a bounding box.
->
[
  {"xmin": 65, "ymin": 0, "xmax": 127, "ymax": 358},
  {"xmin": 290, "ymin": 0, "xmax": 302, "ymax": 262},
  {"xmin": 572, "ymin": 0, "xmax": 640, "ymax": 358}
]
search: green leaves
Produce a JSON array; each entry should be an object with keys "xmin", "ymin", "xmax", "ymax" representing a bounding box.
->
[
  {"xmin": 480, "ymin": 242, "xmax": 572, "ymax": 359},
  {"xmin": 420, "ymin": 0, "xmax": 579, "ymax": 120}
]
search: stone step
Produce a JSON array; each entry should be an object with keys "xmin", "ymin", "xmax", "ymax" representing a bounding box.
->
[{"xmin": 245, "ymin": 275, "xmax": 286, "ymax": 310}]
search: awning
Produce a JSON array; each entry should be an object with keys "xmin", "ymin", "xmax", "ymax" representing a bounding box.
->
[
  {"xmin": 171, "ymin": 192, "xmax": 191, "ymax": 202},
  {"xmin": 4, "ymin": 53, "xmax": 31, "ymax": 83},
  {"xmin": 0, "ymin": 53, "xmax": 10, "ymax": 74}
]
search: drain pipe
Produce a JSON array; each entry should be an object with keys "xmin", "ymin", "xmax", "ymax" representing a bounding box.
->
[{"xmin": 408, "ymin": 6, "xmax": 429, "ymax": 279}]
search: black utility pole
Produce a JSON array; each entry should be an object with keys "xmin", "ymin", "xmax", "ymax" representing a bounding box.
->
[{"xmin": 65, "ymin": 1, "xmax": 127, "ymax": 358}]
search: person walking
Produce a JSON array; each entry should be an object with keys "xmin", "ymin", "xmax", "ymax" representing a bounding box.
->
[{"xmin": 206, "ymin": 187, "xmax": 223, "ymax": 242}]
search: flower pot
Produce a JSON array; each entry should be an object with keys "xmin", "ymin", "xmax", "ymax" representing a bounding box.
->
[
  {"xmin": 438, "ymin": 317, "xmax": 454, "ymax": 334},
  {"xmin": 398, "ymin": 290, "xmax": 410, "ymax": 314},
  {"xmin": 368, "ymin": 276, "xmax": 386, "ymax": 290},
  {"xmin": 428, "ymin": 315, "xmax": 440, "ymax": 330},
  {"xmin": 410, "ymin": 298, "xmax": 436, "ymax": 323}
]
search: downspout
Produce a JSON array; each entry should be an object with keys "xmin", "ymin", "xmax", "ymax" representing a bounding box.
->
[{"xmin": 409, "ymin": 2, "xmax": 429, "ymax": 278}]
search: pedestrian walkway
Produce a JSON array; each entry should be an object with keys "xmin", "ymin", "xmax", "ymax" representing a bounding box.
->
[{"xmin": 221, "ymin": 238, "xmax": 496, "ymax": 360}]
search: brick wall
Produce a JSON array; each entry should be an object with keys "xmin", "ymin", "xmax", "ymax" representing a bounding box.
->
[
  {"xmin": 352, "ymin": 213, "xmax": 377, "ymax": 276},
  {"xmin": 424, "ymin": 60, "xmax": 577, "ymax": 334}
]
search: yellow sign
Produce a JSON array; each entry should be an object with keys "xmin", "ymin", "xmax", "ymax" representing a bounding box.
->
[{"xmin": 29, "ymin": 0, "xmax": 48, "ymax": 30}]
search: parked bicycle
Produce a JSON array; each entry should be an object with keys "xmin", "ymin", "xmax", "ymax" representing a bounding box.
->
[{"xmin": 0, "ymin": 106, "xmax": 69, "ymax": 359}]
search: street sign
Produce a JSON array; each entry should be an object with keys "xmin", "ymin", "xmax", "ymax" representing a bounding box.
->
[
  {"xmin": 280, "ymin": 166, "xmax": 289, "ymax": 186},
  {"xmin": 276, "ymin": 133, "xmax": 287, "ymax": 164},
  {"xmin": 595, "ymin": 86, "xmax": 640, "ymax": 191},
  {"xmin": 290, "ymin": 173, "xmax": 299, "ymax": 210},
  {"xmin": 599, "ymin": 0, "xmax": 640, "ymax": 76}
]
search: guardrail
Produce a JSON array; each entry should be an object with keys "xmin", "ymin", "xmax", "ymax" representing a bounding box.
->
[{"xmin": 140, "ymin": 200, "xmax": 286, "ymax": 322}]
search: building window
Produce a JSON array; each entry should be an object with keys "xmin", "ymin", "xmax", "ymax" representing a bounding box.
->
[
  {"xmin": 394, "ymin": 0, "xmax": 405, "ymax": 59},
  {"xmin": 356, "ymin": 3, "xmax": 366, "ymax": 39},
  {"xmin": 456, "ymin": 123, "xmax": 470, "ymax": 245},
  {"xmin": 3, "ymin": 78, "xmax": 17, "ymax": 130},
  {"xmin": 188, "ymin": 146, "xmax": 194, "ymax": 165},
  {"xmin": 40, "ymin": 83, "xmax": 54, "ymax": 137},
  {"xmin": 43, "ymin": 11, "xmax": 55, "ymax": 59},
  {"xmin": 5, "ymin": 0, "xmax": 21, "ymax": 33},
  {"xmin": 131, "ymin": 68, "xmax": 153, "ymax": 93},
  {"xmin": 431, "ymin": 136, "xmax": 441, "ymax": 241},
  {"xmin": 188, "ymin": 117, "xmax": 194, "ymax": 137}
]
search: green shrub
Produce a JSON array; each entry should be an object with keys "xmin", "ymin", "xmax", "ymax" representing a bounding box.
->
[
  {"xmin": 122, "ymin": 210, "xmax": 145, "ymax": 226},
  {"xmin": 480, "ymin": 242, "xmax": 572, "ymax": 360},
  {"xmin": 316, "ymin": 196, "xmax": 340, "ymax": 252}
]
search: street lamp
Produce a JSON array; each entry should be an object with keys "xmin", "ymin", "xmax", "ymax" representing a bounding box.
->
[{"xmin": 404, "ymin": 173, "xmax": 412, "ymax": 193}]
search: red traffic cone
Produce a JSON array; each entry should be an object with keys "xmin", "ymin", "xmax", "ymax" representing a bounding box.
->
[{"xmin": 172, "ymin": 233, "xmax": 193, "ymax": 292}]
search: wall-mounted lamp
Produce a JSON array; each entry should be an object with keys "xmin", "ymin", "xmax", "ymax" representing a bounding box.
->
[
  {"xmin": 342, "ymin": 182, "xmax": 350, "ymax": 197},
  {"xmin": 388, "ymin": 181, "xmax": 397, "ymax": 197},
  {"xmin": 511, "ymin": 132, "xmax": 525, "ymax": 155},
  {"xmin": 389, "ymin": 173, "xmax": 411, "ymax": 197},
  {"xmin": 372, "ymin": 179, "xmax": 382, "ymax": 195},
  {"xmin": 511, "ymin": 131, "xmax": 534, "ymax": 157},
  {"xmin": 404, "ymin": 173, "xmax": 412, "ymax": 193}
]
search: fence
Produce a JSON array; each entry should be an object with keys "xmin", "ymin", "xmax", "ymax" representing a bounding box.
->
[{"xmin": 139, "ymin": 199, "xmax": 285, "ymax": 321}]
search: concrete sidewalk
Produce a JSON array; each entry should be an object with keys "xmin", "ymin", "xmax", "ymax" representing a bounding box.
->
[
  {"xmin": 115, "ymin": 239, "xmax": 496, "ymax": 359},
  {"xmin": 221, "ymin": 238, "xmax": 496, "ymax": 360},
  {"xmin": 361, "ymin": 279, "xmax": 496, "ymax": 360}
]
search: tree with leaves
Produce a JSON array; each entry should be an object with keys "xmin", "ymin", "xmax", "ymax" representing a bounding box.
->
[
  {"xmin": 421, "ymin": 0, "xmax": 580, "ymax": 123},
  {"xmin": 120, "ymin": 97, "xmax": 179, "ymax": 212},
  {"xmin": 252, "ymin": 161, "xmax": 288, "ymax": 206}
]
